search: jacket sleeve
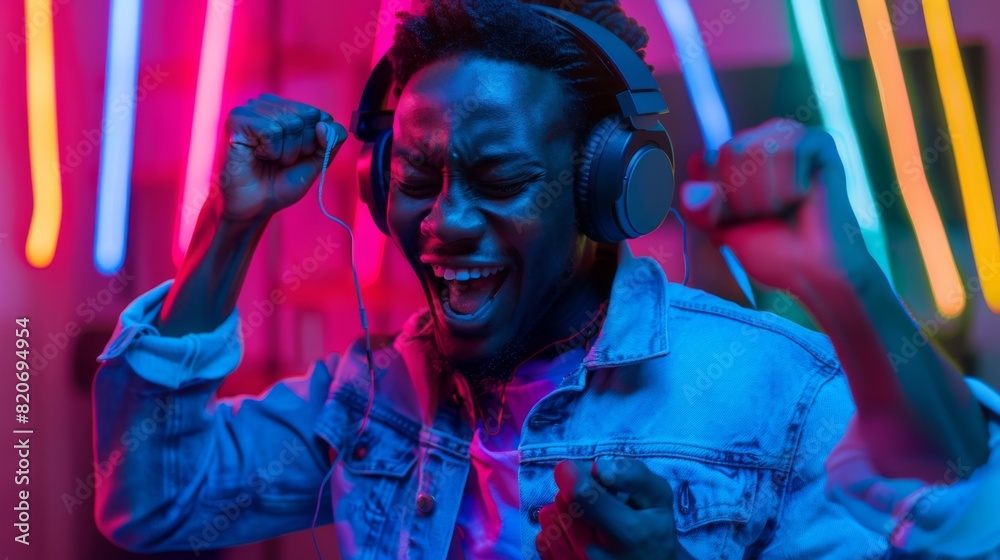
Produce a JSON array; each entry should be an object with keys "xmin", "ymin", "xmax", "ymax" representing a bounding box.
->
[
  {"xmin": 826, "ymin": 378, "xmax": 1000, "ymax": 560},
  {"xmin": 761, "ymin": 368, "xmax": 891, "ymax": 559},
  {"xmin": 92, "ymin": 280, "xmax": 339, "ymax": 553}
]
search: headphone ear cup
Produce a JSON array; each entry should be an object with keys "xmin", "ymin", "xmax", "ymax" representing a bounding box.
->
[
  {"xmin": 575, "ymin": 115, "xmax": 675, "ymax": 243},
  {"xmin": 357, "ymin": 128, "xmax": 393, "ymax": 236},
  {"xmin": 575, "ymin": 116, "xmax": 625, "ymax": 243}
]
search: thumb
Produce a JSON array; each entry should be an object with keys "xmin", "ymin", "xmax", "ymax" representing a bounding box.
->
[
  {"xmin": 317, "ymin": 121, "xmax": 349, "ymax": 153},
  {"xmin": 686, "ymin": 149, "xmax": 719, "ymax": 182},
  {"xmin": 677, "ymin": 180, "xmax": 727, "ymax": 233},
  {"xmin": 281, "ymin": 121, "xmax": 349, "ymax": 188}
]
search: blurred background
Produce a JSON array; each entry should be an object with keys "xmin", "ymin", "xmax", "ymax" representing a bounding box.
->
[{"xmin": 2, "ymin": 0, "xmax": 1000, "ymax": 558}]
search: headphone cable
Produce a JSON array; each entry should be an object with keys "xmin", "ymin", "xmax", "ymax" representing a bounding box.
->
[{"xmin": 317, "ymin": 124, "xmax": 377, "ymax": 437}]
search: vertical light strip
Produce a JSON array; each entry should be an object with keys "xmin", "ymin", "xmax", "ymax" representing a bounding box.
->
[
  {"xmin": 856, "ymin": 0, "xmax": 964, "ymax": 317},
  {"xmin": 24, "ymin": 0, "xmax": 62, "ymax": 268},
  {"xmin": 654, "ymin": 0, "xmax": 732, "ymax": 150},
  {"xmin": 788, "ymin": 0, "xmax": 893, "ymax": 284},
  {"xmin": 174, "ymin": 0, "xmax": 234, "ymax": 265},
  {"xmin": 352, "ymin": 0, "xmax": 410, "ymax": 286},
  {"xmin": 654, "ymin": 0, "xmax": 755, "ymax": 304},
  {"xmin": 94, "ymin": 0, "xmax": 143, "ymax": 274},
  {"xmin": 924, "ymin": 0, "xmax": 1000, "ymax": 314}
]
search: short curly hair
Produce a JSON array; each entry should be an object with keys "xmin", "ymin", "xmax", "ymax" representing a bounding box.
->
[{"xmin": 387, "ymin": 0, "xmax": 653, "ymax": 142}]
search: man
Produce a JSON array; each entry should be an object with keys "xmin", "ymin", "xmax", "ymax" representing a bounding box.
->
[{"xmin": 92, "ymin": 0, "xmax": 997, "ymax": 558}]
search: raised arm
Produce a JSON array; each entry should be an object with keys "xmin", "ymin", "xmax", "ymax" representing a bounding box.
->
[
  {"xmin": 677, "ymin": 118, "xmax": 989, "ymax": 482},
  {"xmin": 93, "ymin": 94, "xmax": 349, "ymax": 552},
  {"xmin": 158, "ymin": 94, "xmax": 347, "ymax": 337}
]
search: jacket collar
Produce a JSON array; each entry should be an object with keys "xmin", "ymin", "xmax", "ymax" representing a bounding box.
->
[{"xmin": 581, "ymin": 242, "xmax": 671, "ymax": 369}]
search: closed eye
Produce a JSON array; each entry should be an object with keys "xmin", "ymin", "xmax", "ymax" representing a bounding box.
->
[
  {"xmin": 391, "ymin": 179, "xmax": 440, "ymax": 198},
  {"xmin": 478, "ymin": 173, "xmax": 544, "ymax": 197},
  {"xmin": 479, "ymin": 181, "xmax": 529, "ymax": 196}
]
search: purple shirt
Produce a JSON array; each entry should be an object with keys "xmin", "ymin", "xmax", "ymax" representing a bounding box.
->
[{"xmin": 449, "ymin": 348, "xmax": 588, "ymax": 559}]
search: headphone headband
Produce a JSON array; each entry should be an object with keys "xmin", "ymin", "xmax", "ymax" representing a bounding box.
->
[
  {"xmin": 529, "ymin": 5, "xmax": 667, "ymax": 130},
  {"xmin": 350, "ymin": 4, "xmax": 669, "ymax": 139}
]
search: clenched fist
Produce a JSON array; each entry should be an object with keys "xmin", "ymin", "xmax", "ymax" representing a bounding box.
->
[
  {"xmin": 677, "ymin": 118, "xmax": 872, "ymax": 293},
  {"xmin": 220, "ymin": 93, "xmax": 348, "ymax": 222},
  {"xmin": 537, "ymin": 459, "xmax": 694, "ymax": 560},
  {"xmin": 678, "ymin": 118, "xmax": 991, "ymax": 486}
]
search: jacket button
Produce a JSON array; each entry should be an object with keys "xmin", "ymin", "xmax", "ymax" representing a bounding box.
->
[
  {"xmin": 416, "ymin": 493, "xmax": 435, "ymax": 515},
  {"xmin": 529, "ymin": 505, "xmax": 542, "ymax": 522},
  {"xmin": 351, "ymin": 444, "xmax": 367, "ymax": 461}
]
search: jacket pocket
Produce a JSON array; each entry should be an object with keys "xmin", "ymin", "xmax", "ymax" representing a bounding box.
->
[
  {"xmin": 640, "ymin": 457, "xmax": 759, "ymax": 559},
  {"xmin": 340, "ymin": 424, "xmax": 418, "ymax": 479},
  {"xmin": 332, "ymin": 417, "xmax": 419, "ymax": 560}
]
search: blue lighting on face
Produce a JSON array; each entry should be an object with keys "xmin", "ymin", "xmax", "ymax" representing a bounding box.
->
[{"xmin": 94, "ymin": 0, "xmax": 143, "ymax": 274}]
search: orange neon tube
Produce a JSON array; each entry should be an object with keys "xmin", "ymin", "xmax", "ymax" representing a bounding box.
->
[
  {"xmin": 857, "ymin": 0, "xmax": 965, "ymax": 317},
  {"xmin": 24, "ymin": 0, "xmax": 63, "ymax": 269},
  {"xmin": 924, "ymin": 0, "xmax": 1000, "ymax": 314}
]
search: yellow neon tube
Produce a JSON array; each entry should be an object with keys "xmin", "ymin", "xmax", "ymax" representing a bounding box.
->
[
  {"xmin": 924, "ymin": 0, "xmax": 1000, "ymax": 314},
  {"xmin": 24, "ymin": 0, "xmax": 63, "ymax": 269},
  {"xmin": 857, "ymin": 0, "xmax": 965, "ymax": 317}
]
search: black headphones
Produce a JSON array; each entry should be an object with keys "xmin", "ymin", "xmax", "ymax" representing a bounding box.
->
[{"xmin": 349, "ymin": 4, "xmax": 674, "ymax": 244}]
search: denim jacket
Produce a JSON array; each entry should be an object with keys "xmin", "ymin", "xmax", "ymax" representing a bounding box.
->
[{"xmin": 93, "ymin": 244, "xmax": 893, "ymax": 559}]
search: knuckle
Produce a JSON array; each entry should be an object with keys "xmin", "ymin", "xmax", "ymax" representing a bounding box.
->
[
  {"xmin": 299, "ymin": 105, "xmax": 321, "ymax": 123},
  {"xmin": 262, "ymin": 119, "xmax": 283, "ymax": 138},
  {"xmin": 279, "ymin": 111, "xmax": 305, "ymax": 133}
]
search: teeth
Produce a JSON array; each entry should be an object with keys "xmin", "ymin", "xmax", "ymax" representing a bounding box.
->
[{"xmin": 431, "ymin": 266, "xmax": 506, "ymax": 281}]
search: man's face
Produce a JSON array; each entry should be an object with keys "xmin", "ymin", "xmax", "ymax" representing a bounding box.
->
[{"xmin": 387, "ymin": 55, "xmax": 590, "ymax": 379}]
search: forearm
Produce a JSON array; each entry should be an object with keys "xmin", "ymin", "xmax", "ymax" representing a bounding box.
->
[
  {"xmin": 791, "ymin": 260, "xmax": 989, "ymax": 478},
  {"xmin": 157, "ymin": 195, "xmax": 270, "ymax": 337}
]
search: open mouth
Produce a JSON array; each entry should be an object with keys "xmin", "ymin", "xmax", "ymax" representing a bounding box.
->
[{"xmin": 426, "ymin": 264, "xmax": 511, "ymax": 319}]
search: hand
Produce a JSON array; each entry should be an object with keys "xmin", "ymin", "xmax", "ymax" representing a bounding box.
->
[
  {"xmin": 536, "ymin": 458, "xmax": 694, "ymax": 560},
  {"xmin": 219, "ymin": 93, "xmax": 348, "ymax": 222},
  {"xmin": 677, "ymin": 118, "xmax": 878, "ymax": 295},
  {"xmin": 677, "ymin": 119, "xmax": 990, "ymax": 484}
]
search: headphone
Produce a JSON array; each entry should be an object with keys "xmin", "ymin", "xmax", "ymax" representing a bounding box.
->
[
  {"xmin": 348, "ymin": 4, "xmax": 675, "ymax": 244},
  {"xmin": 315, "ymin": 11, "xmax": 679, "ymax": 548}
]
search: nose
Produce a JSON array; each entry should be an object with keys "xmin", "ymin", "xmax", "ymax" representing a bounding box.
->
[{"xmin": 420, "ymin": 180, "xmax": 487, "ymax": 245}]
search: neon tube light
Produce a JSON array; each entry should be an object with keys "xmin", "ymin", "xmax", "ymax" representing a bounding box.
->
[
  {"xmin": 94, "ymin": 0, "xmax": 143, "ymax": 274},
  {"xmin": 654, "ymin": 0, "xmax": 732, "ymax": 150},
  {"xmin": 788, "ymin": 0, "xmax": 893, "ymax": 284},
  {"xmin": 654, "ymin": 0, "xmax": 754, "ymax": 304},
  {"xmin": 174, "ymin": 0, "xmax": 234, "ymax": 265},
  {"xmin": 24, "ymin": 0, "xmax": 62, "ymax": 269},
  {"xmin": 857, "ymin": 0, "xmax": 964, "ymax": 317},
  {"xmin": 924, "ymin": 0, "xmax": 1000, "ymax": 314}
]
